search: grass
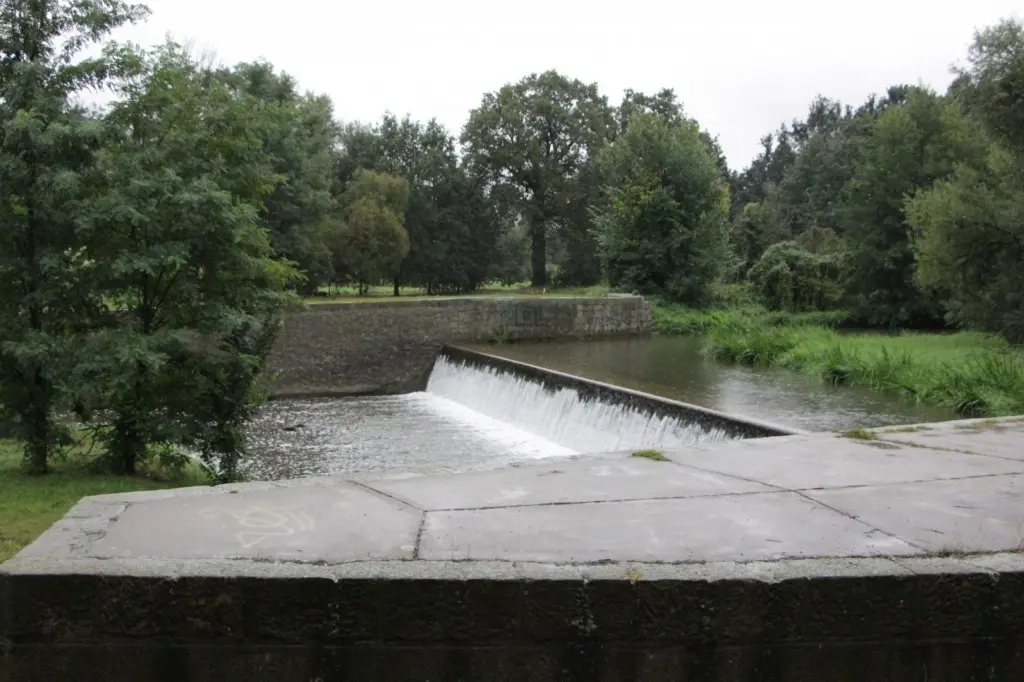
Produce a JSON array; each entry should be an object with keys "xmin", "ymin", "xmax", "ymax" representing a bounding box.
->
[
  {"xmin": 651, "ymin": 300, "xmax": 850, "ymax": 336},
  {"xmin": 843, "ymin": 427, "xmax": 877, "ymax": 440},
  {"xmin": 631, "ymin": 449, "xmax": 669, "ymax": 461},
  {"xmin": 0, "ymin": 439, "xmax": 210, "ymax": 563},
  {"xmin": 307, "ymin": 282, "xmax": 612, "ymax": 304},
  {"xmin": 702, "ymin": 320, "xmax": 1024, "ymax": 418}
]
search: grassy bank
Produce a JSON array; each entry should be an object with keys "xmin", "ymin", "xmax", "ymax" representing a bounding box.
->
[
  {"xmin": 652, "ymin": 300, "xmax": 1024, "ymax": 417},
  {"xmin": 652, "ymin": 301, "xmax": 850, "ymax": 335},
  {"xmin": 307, "ymin": 283, "xmax": 611, "ymax": 303},
  {"xmin": 0, "ymin": 440, "xmax": 210, "ymax": 563}
]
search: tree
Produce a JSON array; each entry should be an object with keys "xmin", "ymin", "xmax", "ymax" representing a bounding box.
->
[
  {"xmin": 617, "ymin": 88, "xmax": 728, "ymax": 176},
  {"xmin": 841, "ymin": 88, "xmax": 988, "ymax": 327},
  {"xmin": 0, "ymin": 0, "xmax": 148, "ymax": 474},
  {"xmin": 907, "ymin": 148, "xmax": 1024, "ymax": 341},
  {"xmin": 953, "ymin": 19, "xmax": 1024, "ymax": 155},
  {"xmin": 339, "ymin": 115, "xmax": 496, "ymax": 294},
  {"xmin": 907, "ymin": 18, "xmax": 1024, "ymax": 342},
  {"xmin": 461, "ymin": 70, "xmax": 613, "ymax": 287},
  {"xmin": 592, "ymin": 113, "xmax": 731, "ymax": 306},
  {"xmin": 218, "ymin": 61, "xmax": 339, "ymax": 295},
  {"xmin": 80, "ymin": 41, "xmax": 296, "ymax": 477},
  {"xmin": 333, "ymin": 169, "xmax": 410, "ymax": 293}
]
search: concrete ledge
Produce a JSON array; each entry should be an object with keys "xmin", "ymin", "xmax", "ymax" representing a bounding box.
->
[
  {"xmin": 5, "ymin": 421, "xmax": 1024, "ymax": 681},
  {"xmin": 441, "ymin": 345, "xmax": 799, "ymax": 439}
]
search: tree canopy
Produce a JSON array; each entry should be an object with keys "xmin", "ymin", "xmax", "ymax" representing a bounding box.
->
[
  {"xmin": 461, "ymin": 70, "xmax": 613, "ymax": 287},
  {"xmin": 3, "ymin": 5, "xmax": 1024, "ymax": 476}
]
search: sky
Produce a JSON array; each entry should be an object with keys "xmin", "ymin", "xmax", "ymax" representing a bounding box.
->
[{"xmin": 106, "ymin": 0, "xmax": 1023, "ymax": 171}]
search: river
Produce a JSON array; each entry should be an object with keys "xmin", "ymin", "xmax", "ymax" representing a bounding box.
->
[{"xmin": 243, "ymin": 336, "xmax": 954, "ymax": 481}]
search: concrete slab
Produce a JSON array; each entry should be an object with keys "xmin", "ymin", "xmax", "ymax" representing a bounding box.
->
[
  {"xmin": 84, "ymin": 483, "xmax": 421, "ymax": 562},
  {"xmin": 366, "ymin": 455, "xmax": 771, "ymax": 510},
  {"xmin": 419, "ymin": 492, "xmax": 917, "ymax": 563},
  {"xmin": 4, "ymin": 416, "xmax": 1024, "ymax": 682},
  {"xmin": 809, "ymin": 474, "xmax": 1024, "ymax": 553},
  {"xmin": 875, "ymin": 418, "xmax": 1024, "ymax": 460},
  {"xmin": 666, "ymin": 433, "xmax": 1024, "ymax": 489}
]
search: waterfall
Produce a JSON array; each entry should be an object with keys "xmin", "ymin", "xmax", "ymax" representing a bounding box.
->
[{"xmin": 425, "ymin": 353, "xmax": 736, "ymax": 453}]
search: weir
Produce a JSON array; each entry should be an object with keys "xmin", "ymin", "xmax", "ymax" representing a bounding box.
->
[{"xmin": 427, "ymin": 346, "xmax": 795, "ymax": 451}]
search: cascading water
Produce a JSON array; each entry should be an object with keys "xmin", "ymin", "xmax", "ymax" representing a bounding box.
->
[{"xmin": 425, "ymin": 353, "xmax": 736, "ymax": 453}]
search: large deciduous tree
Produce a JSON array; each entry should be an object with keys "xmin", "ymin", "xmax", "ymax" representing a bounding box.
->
[
  {"xmin": 339, "ymin": 115, "xmax": 496, "ymax": 294},
  {"xmin": 592, "ymin": 113, "xmax": 731, "ymax": 306},
  {"xmin": 841, "ymin": 88, "xmax": 988, "ymax": 327},
  {"xmin": 332, "ymin": 169, "xmax": 410, "ymax": 294},
  {"xmin": 0, "ymin": 0, "xmax": 148, "ymax": 473},
  {"xmin": 80, "ymin": 41, "xmax": 296, "ymax": 478},
  {"xmin": 907, "ymin": 19, "xmax": 1024, "ymax": 341},
  {"xmin": 218, "ymin": 61, "xmax": 339, "ymax": 295},
  {"xmin": 461, "ymin": 70, "xmax": 612, "ymax": 287}
]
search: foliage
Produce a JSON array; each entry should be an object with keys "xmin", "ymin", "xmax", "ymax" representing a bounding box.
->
[
  {"xmin": 217, "ymin": 61, "xmax": 339, "ymax": 295},
  {"xmin": 651, "ymin": 300, "xmax": 850, "ymax": 336},
  {"xmin": 908, "ymin": 19, "xmax": 1024, "ymax": 342},
  {"xmin": 461, "ymin": 70, "xmax": 613, "ymax": 286},
  {"xmin": 332, "ymin": 169, "xmax": 410, "ymax": 293},
  {"xmin": 954, "ymin": 19, "xmax": 1024, "ymax": 155},
  {"xmin": 592, "ymin": 113, "xmax": 730, "ymax": 306},
  {"xmin": 747, "ymin": 241, "xmax": 843, "ymax": 312},
  {"xmin": 339, "ymin": 115, "xmax": 495, "ymax": 293},
  {"xmin": 0, "ymin": 0, "xmax": 148, "ymax": 474},
  {"xmin": 78, "ymin": 41, "xmax": 297, "ymax": 478},
  {"xmin": 908, "ymin": 150, "xmax": 1024, "ymax": 342},
  {"xmin": 841, "ymin": 88, "xmax": 989, "ymax": 327}
]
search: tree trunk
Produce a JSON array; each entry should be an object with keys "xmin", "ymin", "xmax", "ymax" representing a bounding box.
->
[
  {"xmin": 530, "ymin": 220, "xmax": 547, "ymax": 288},
  {"xmin": 22, "ymin": 391, "xmax": 49, "ymax": 475},
  {"xmin": 393, "ymin": 277, "xmax": 400, "ymax": 297}
]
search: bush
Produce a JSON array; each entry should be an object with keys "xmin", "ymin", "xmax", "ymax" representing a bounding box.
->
[{"xmin": 747, "ymin": 241, "xmax": 843, "ymax": 312}]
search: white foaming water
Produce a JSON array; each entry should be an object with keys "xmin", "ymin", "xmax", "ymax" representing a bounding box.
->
[
  {"xmin": 425, "ymin": 355, "xmax": 735, "ymax": 453},
  {"xmin": 401, "ymin": 391, "xmax": 577, "ymax": 459}
]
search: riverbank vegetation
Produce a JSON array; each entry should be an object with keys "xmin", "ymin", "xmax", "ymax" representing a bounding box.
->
[{"xmin": 1, "ymin": 0, "xmax": 1023, "ymax": 483}]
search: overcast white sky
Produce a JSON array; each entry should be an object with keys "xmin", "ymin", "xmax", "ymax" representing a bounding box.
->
[{"xmin": 107, "ymin": 0, "xmax": 1022, "ymax": 171}]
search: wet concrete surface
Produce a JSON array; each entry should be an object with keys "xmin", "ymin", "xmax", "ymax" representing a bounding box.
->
[{"xmin": 8, "ymin": 416, "xmax": 1024, "ymax": 567}]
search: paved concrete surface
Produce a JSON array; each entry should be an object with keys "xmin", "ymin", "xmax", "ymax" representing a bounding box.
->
[
  {"xmin": 4, "ymin": 416, "xmax": 1024, "ymax": 682},
  {"xmin": 4, "ymin": 416, "xmax": 1024, "ymax": 569}
]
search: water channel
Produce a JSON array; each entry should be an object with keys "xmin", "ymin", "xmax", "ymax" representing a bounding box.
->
[{"xmin": 244, "ymin": 336, "xmax": 955, "ymax": 481}]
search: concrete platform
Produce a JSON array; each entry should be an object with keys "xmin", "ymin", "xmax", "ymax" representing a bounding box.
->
[{"xmin": 3, "ymin": 417, "xmax": 1024, "ymax": 681}]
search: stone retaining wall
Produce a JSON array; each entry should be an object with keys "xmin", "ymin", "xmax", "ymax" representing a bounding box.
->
[
  {"xmin": 4, "ymin": 557, "xmax": 1024, "ymax": 681},
  {"xmin": 265, "ymin": 296, "xmax": 652, "ymax": 397}
]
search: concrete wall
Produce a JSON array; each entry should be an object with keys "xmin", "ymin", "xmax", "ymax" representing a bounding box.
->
[
  {"xmin": 265, "ymin": 296, "xmax": 652, "ymax": 397},
  {"xmin": 4, "ymin": 560, "xmax": 1024, "ymax": 682}
]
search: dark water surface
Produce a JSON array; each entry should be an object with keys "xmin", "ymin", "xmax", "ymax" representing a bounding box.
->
[{"xmin": 463, "ymin": 336, "xmax": 954, "ymax": 433}]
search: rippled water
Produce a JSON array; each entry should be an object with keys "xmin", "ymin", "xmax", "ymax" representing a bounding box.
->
[{"xmin": 243, "ymin": 392, "xmax": 576, "ymax": 481}]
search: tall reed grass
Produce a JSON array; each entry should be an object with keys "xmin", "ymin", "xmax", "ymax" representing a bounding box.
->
[{"xmin": 704, "ymin": 322, "xmax": 1024, "ymax": 417}]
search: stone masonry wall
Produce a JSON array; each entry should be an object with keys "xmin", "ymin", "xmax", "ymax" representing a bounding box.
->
[{"xmin": 265, "ymin": 295, "xmax": 652, "ymax": 397}]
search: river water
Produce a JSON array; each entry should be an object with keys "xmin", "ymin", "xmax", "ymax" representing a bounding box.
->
[{"xmin": 243, "ymin": 336, "xmax": 954, "ymax": 481}]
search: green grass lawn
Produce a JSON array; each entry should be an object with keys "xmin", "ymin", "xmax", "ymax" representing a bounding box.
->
[
  {"xmin": 0, "ymin": 440, "xmax": 210, "ymax": 563},
  {"xmin": 306, "ymin": 282, "xmax": 611, "ymax": 303}
]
